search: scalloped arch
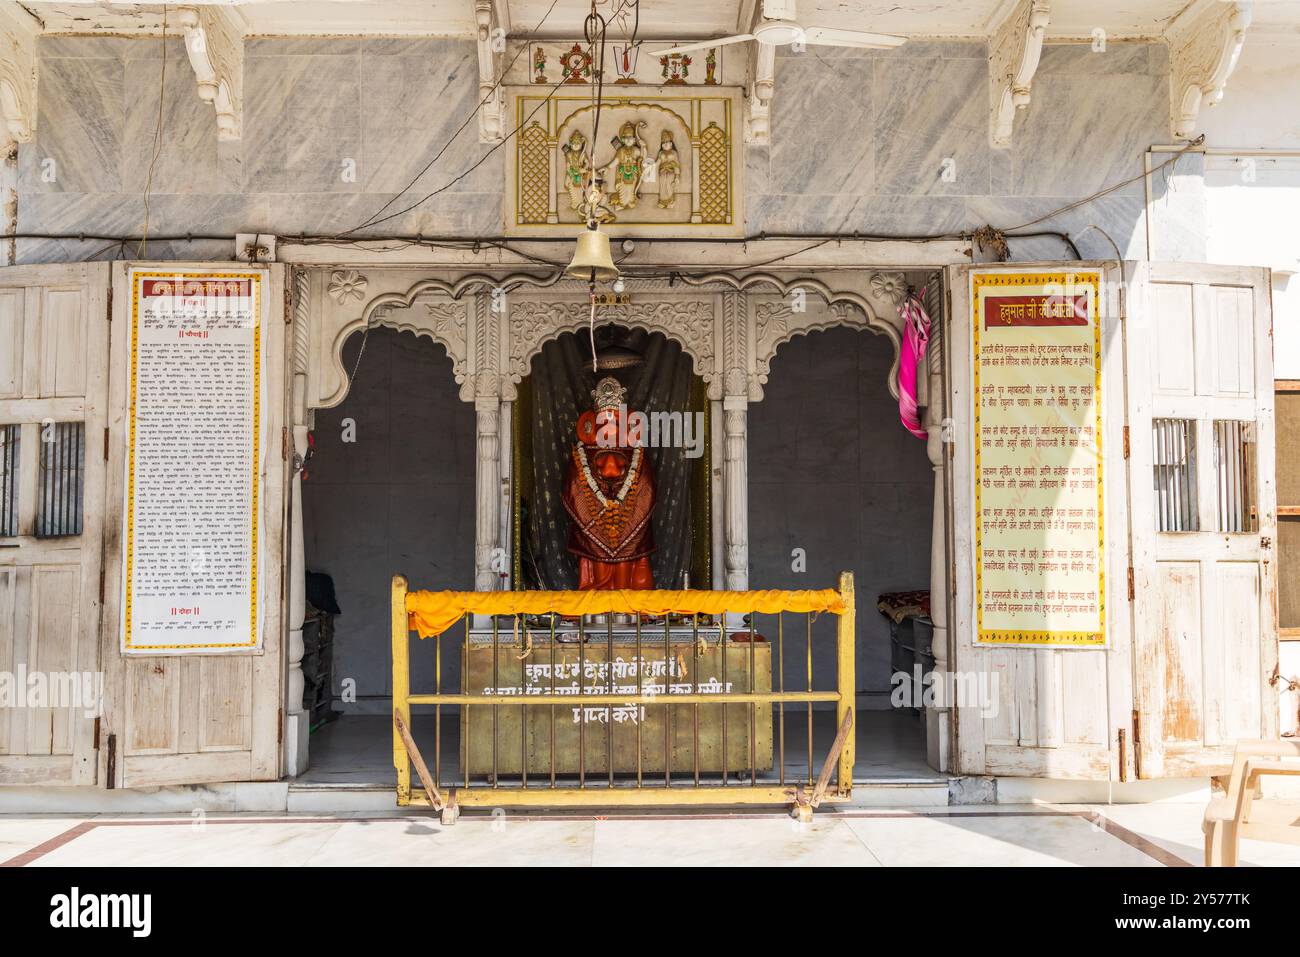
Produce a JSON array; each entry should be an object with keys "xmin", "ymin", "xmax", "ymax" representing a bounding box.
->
[{"xmin": 675, "ymin": 271, "xmax": 903, "ymax": 399}]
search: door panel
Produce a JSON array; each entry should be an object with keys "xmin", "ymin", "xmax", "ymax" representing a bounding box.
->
[
  {"xmin": 1129, "ymin": 262, "xmax": 1277, "ymax": 778},
  {"xmin": 945, "ymin": 261, "xmax": 1130, "ymax": 779},
  {"xmin": 0, "ymin": 263, "xmax": 109, "ymax": 787},
  {"xmin": 99, "ymin": 263, "xmax": 285, "ymax": 787}
]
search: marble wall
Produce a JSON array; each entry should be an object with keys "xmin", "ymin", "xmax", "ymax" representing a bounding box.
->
[
  {"xmin": 303, "ymin": 328, "xmax": 477, "ymax": 712},
  {"xmin": 749, "ymin": 325, "xmax": 933, "ymax": 701},
  {"xmin": 15, "ymin": 35, "xmax": 1173, "ymax": 263}
]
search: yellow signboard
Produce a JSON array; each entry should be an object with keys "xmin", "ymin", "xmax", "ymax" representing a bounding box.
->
[{"xmin": 972, "ymin": 272, "xmax": 1105, "ymax": 647}]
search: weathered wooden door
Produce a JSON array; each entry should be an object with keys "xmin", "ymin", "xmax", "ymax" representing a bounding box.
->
[
  {"xmin": 98, "ymin": 263, "xmax": 287, "ymax": 787},
  {"xmin": 0, "ymin": 263, "xmax": 110, "ymax": 785},
  {"xmin": 945, "ymin": 261, "xmax": 1132, "ymax": 779},
  {"xmin": 1126, "ymin": 262, "xmax": 1278, "ymax": 777}
]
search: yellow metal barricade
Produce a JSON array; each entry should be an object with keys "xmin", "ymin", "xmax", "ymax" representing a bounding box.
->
[{"xmin": 391, "ymin": 574, "xmax": 856, "ymax": 822}]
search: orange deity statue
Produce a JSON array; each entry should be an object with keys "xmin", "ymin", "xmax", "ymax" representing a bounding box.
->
[{"xmin": 562, "ymin": 376, "xmax": 655, "ymax": 590}]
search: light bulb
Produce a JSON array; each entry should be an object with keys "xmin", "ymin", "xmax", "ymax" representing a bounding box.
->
[{"xmin": 613, "ymin": 278, "xmax": 626, "ymax": 294}]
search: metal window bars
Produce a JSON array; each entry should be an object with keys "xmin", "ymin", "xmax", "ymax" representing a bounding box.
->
[
  {"xmin": 35, "ymin": 421, "xmax": 85, "ymax": 538},
  {"xmin": 1213, "ymin": 419, "xmax": 1256, "ymax": 533},
  {"xmin": 1152, "ymin": 417, "xmax": 1198, "ymax": 532},
  {"xmin": 391, "ymin": 574, "xmax": 857, "ymax": 824},
  {"xmin": 0, "ymin": 425, "xmax": 17, "ymax": 537}
]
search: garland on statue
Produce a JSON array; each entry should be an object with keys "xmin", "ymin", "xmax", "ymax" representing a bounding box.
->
[{"xmin": 576, "ymin": 445, "xmax": 642, "ymax": 507}]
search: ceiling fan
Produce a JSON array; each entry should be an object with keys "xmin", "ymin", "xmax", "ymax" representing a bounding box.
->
[{"xmin": 647, "ymin": 0, "xmax": 907, "ymax": 56}]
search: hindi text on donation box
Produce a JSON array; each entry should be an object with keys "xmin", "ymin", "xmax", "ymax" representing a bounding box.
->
[
  {"xmin": 122, "ymin": 272, "xmax": 265, "ymax": 653},
  {"xmin": 972, "ymin": 273, "xmax": 1105, "ymax": 647}
]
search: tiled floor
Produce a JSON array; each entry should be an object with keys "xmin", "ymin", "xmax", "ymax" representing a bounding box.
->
[{"xmin": 4, "ymin": 804, "xmax": 1299, "ymax": 867}]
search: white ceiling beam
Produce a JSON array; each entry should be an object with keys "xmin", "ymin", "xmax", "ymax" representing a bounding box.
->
[
  {"xmin": 176, "ymin": 4, "xmax": 244, "ymax": 141},
  {"xmin": 0, "ymin": 2, "xmax": 38, "ymax": 147},
  {"xmin": 1167, "ymin": 0, "xmax": 1253, "ymax": 141},
  {"xmin": 987, "ymin": 0, "xmax": 1050, "ymax": 149}
]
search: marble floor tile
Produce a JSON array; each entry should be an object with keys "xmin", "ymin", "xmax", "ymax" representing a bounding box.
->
[
  {"xmin": 0, "ymin": 816, "xmax": 94, "ymax": 862},
  {"xmin": 303, "ymin": 817, "xmax": 595, "ymax": 866},
  {"xmin": 590, "ymin": 817, "xmax": 881, "ymax": 867},
  {"xmin": 841, "ymin": 810, "xmax": 1161, "ymax": 867},
  {"xmin": 29, "ymin": 818, "xmax": 345, "ymax": 868},
  {"xmin": 1091, "ymin": 803, "xmax": 1300, "ymax": 868}
]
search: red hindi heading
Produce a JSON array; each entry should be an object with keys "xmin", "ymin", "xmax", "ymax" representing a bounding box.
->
[
  {"xmin": 984, "ymin": 293, "xmax": 1088, "ymax": 328},
  {"xmin": 142, "ymin": 278, "xmax": 253, "ymax": 298}
]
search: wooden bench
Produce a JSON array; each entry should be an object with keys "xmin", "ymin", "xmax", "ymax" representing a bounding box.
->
[{"xmin": 1203, "ymin": 739, "xmax": 1300, "ymax": 866}]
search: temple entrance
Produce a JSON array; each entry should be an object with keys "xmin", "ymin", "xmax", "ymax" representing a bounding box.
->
[
  {"xmin": 299, "ymin": 309, "xmax": 940, "ymax": 787},
  {"xmin": 749, "ymin": 326, "xmax": 936, "ymax": 779},
  {"xmin": 299, "ymin": 327, "xmax": 474, "ymax": 784}
]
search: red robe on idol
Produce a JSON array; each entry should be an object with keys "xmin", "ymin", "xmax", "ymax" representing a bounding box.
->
[{"xmin": 561, "ymin": 383, "xmax": 656, "ymax": 590}]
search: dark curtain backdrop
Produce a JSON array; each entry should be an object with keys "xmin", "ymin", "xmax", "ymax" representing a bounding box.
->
[{"xmin": 523, "ymin": 327, "xmax": 698, "ymax": 590}]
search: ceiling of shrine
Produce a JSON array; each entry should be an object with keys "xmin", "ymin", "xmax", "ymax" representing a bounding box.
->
[{"xmin": 13, "ymin": 0, "xmax": 1300, "ymax": 40}]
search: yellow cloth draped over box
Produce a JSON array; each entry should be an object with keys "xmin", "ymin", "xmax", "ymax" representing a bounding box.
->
[{"xmin": 405, "ymin": 589, "xmax": 847, "ymax": 639}]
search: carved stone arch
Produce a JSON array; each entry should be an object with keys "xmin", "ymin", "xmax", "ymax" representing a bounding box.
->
[
  {"xmin": 319, "ymin": 270, "xmax": 561, "ymax": 408},
  {"xmin": 675, "ymin": 271, "xmax": 906, "ymax": 400},
  {"xmin": 506, "ymin": 277, "xmax": 726, "ymax": 397}
]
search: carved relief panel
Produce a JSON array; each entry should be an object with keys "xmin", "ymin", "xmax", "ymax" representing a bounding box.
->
[{"xmin": 505, "ymin": 90, "xmax": 743, "ymax": 238}]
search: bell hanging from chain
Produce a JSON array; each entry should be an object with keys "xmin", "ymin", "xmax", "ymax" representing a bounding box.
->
[{"xmin": 566, "ymin": 224, "xmax": 619, "ymax": 284}]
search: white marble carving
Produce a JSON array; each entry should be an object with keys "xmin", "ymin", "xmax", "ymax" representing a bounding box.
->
[
  {"xmin": 1167, "ymin": 0, "xmax": 1252, "ymax": 141},
  {"xmin": 474, "ymin": 0, "xmax": 506, "ymax": 143},
  {"xmin": 327, "ymin": 269, "xmax": 368, "ymax": 304},
  {"xmin": 988, "ymin": 0, "xmax": 1051, "ymax": 149},
  {"xmin": 176, "ymin": 4, "xmax": 243, "ymax": 141},
  {"xmin": 745, "ymin": 42, "xmax": 775, "ymax": 146},
  {"xmin": 0, "ymin": 4, "xmax": 38, "ymax": 146}
]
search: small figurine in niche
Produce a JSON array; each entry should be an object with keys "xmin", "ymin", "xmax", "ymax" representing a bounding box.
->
[
  {"xmin": 603, "ymin": 120, "xmax": 648, "ymax": 210},
  {"xmin": 560, "ymin": 129, "xmax": 591, "ymax": 211},
  {"xmin": 654, "ymin": 129, "xmax": 680, "ymax": 209}
]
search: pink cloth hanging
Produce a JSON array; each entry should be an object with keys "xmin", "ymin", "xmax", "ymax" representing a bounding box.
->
[{"xmin": 897, "ymin": 289, "xmax": 931, "ymax": 440}]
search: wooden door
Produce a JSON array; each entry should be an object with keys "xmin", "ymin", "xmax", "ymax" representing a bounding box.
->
[
  {"xmin": 1127, "ymin": 262, "xmax": 1278, "ymax": 777},
  {"xmin": 98, "ymin": 263, "xmax": 287, "ymax": 787},
  {"xmin": 0, "ymin": 263, "xmax": 110, "ymax": 785},
  {"xmin": 945, "ymin": 262, "xmax": 1132, "ymax": 779}
]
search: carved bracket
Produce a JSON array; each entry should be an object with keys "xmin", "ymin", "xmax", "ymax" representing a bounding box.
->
[
  {"xmin": 0, "ymin": 4, "xmax": 38, "ymax": 146},
  {"xmin": 177, "ymin": 5, "xmax": 243, "ymax": 141},
  {"xmin": 744, "ymin": 42, "xmax": 775, "ymax": 145},
  {"xmin": 1168, "ymin": 0, "xmax": 1252, "ymax": 141},
  {"xmin": 475, "ymin": 0, "xmax": 507, "ymax": 143},
  {"xmin": 988, "ymin": 0, "xmax": 1050, "ymax": 149}
]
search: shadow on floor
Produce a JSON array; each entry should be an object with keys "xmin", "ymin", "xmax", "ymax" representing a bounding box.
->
[{"xmin": 295, "ymin": 708, "xmax": 940, "ymax": 786}]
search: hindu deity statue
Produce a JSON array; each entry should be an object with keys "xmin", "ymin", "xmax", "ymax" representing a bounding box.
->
[
  {"xmin": 655, "ymin": 129, "xmax": 680, "ymax": 209},
  {"xmin": 562, "ymin": 376, "xmax": 655, "ymax": 590},
  {"xmin": 560, "ymin": 129, "xmax": 591, "ymax": 212},
  {"xmin": 602, "ymin": 120, "xmax": 648, "ymax": 211}
]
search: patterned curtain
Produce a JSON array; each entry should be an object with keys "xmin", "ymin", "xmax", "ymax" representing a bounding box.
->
[{"xmin": 522, "ymin": 327, "xmax": 699, "ymax": 590}]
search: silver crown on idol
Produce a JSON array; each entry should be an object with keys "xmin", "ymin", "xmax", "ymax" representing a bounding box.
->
[{"xmin": 591, "ymin": 376, "xmax": 628, "ymax": 413}]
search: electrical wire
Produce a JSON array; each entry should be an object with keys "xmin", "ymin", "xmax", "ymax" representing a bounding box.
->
[{"xmin": 346, "ymin": 0, "xmax": 563, "ymax": 233}]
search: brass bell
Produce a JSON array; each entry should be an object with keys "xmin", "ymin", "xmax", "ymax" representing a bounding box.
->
[{"xmin": 565, "ymin": 225, "xmax": 619, "ymax": 283}]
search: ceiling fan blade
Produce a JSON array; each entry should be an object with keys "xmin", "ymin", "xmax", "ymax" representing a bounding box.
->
[
  {"xmin": 647, "ymin": 35, "xmax": 755, "ymax": 56},
  {"xmin": 800, "ymin": 27, "xmax": 908, "ymax": 49}
]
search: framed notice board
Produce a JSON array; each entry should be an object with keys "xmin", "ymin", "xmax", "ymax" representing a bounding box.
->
[
  {"xmin": 121, "ymin": 268, "xmax": 268, "ymax": 654},
  {"xmin": 971, "ymin": 271, "xmax": 1105, "ymax": 648}
]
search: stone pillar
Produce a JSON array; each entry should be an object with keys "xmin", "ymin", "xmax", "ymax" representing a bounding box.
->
[
  {"xmin": 723, "ymin": 397, "xmax": 748, "ymax": 591},
  {"xmin": 283, "ymin": 269, "xmax": 312, "ymax": 776},
  {"xmin": 925, "ymin": 392, "xmax": 952, "ymax": 773},
  {"xmin": 474, "ymin": 398, "xmax": 501, "ymax": 592}
]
